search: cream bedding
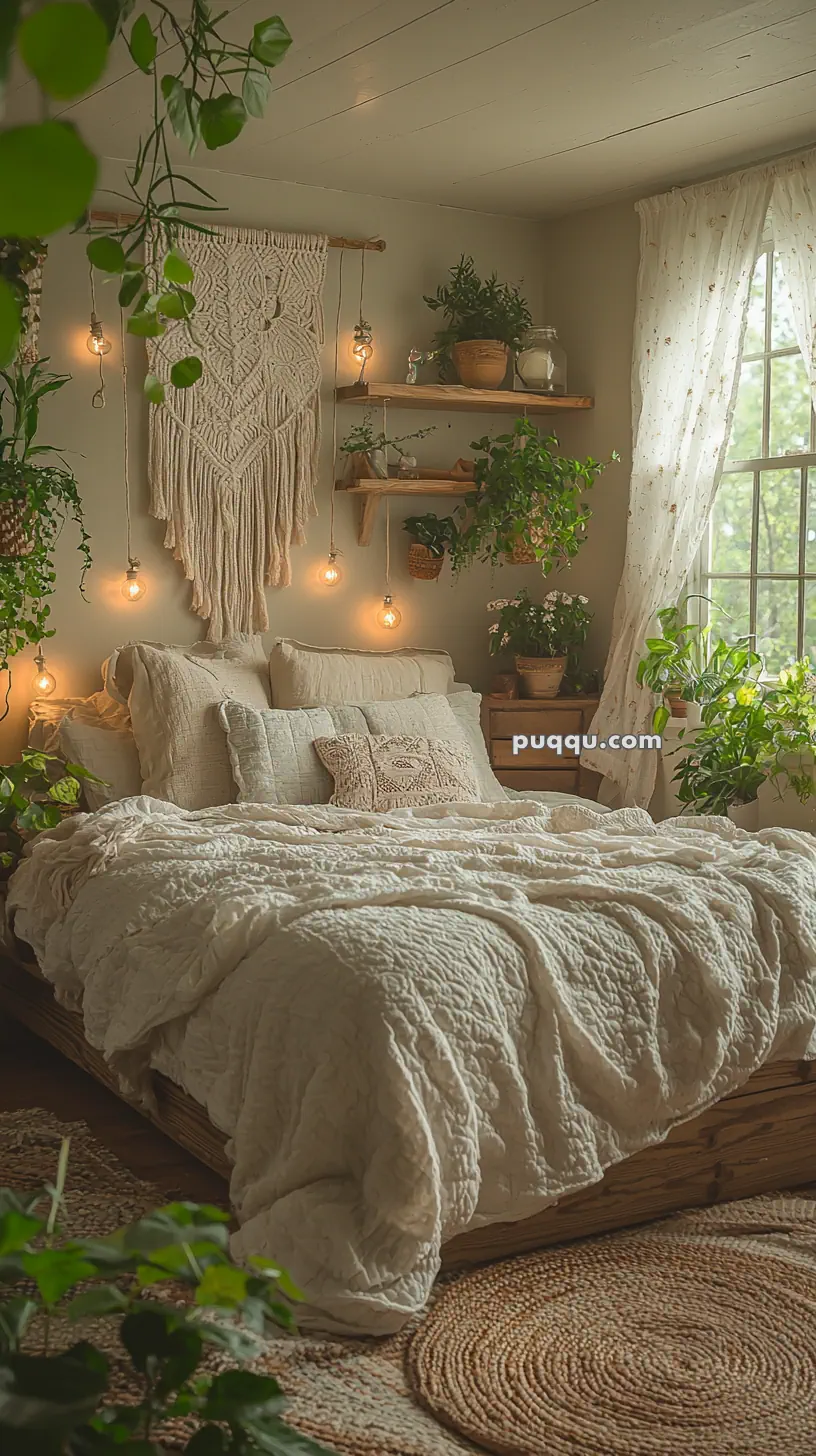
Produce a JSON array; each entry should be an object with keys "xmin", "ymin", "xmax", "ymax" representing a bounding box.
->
[{"xmin": 9, "ymin": 796, "xmax": 816, "ymax": 1334}]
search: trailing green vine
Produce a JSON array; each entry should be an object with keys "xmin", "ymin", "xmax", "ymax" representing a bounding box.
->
[{"xmin": 0, "ymin": 3, "xmax": 293, "ymax": 394}]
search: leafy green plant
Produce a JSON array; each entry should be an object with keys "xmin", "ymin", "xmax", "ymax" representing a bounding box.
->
[
  {"xmin": 637, "ymin": 600, "xmax": 763, "ymax": 734},
  {"xmin": 450, "ymin": 417, "xmax": 616, "ymax": 575},
  {"xmin": 0, "ymin": 237, "xmax": 47, "ymax": 350},
  {"xmin": 0, "ymin": 749, "xmax": 103, "ymax": 872},
  {"xmin": 402, "ymin": 512, "xmax": 458, "ymax": 558},
  {"xmin": 339, "ymin": 412, "xmax": 435, "ymax": 461},
  {"xmin": 0, "ymin": 358, "xmax": 91, "ymax": 690},
  {"xmin": 0, "ymin": 4, "xmax": 294, "ymax": 391},
  {"xmin": 423, "ymin": 255, "xmax": 531, "ymax": 365},
  {"xmin": 487, "ymin": 588, "xmax": 592, "ymax": 661},
  {"xmin": 761, "ymin": 658, "xmax": 816, "ymax": 805},
  {"xmin": 0, "ymin": 1141, "xmax": 335, "ymax": 1453}
]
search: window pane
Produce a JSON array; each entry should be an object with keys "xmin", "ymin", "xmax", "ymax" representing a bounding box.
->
[
  {"xmin": 706, "ymin": 578, "xmax": 751, "ymax": 645},
  {"xmin": 743, "ymin": 250, "xmax": 767, "ymax": 356},
  {"xmin": 805, "ymin": 580, "xmax": 816, "ymax": 666},
  {"xmin": 807, "ymin": 469, "xmax": 816, "ymax": 573},
  {"xmin": 710, "ymin": 472, "xmax": 753, "ymax": 573},
  {"xmin": 769, "ymin": 353, "xmax": 811, "ymax": 457},
  {"xmin": 756, "ymin": 578, "xmax": 799, "ymax": 673},
  {"xmin": 728, "ymin": 359, "xmax": 764, "ymax": 460},
  {"xmin": 756, "ymin": 469, "xmax": 801, "ymax": 574},
  {"xmin": 771, "ymin": 252, "xmax": 798, "ymax": 350}
]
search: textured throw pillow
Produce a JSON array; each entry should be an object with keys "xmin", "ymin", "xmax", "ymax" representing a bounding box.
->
[
  {"xmin": 121, "ymin": 640, "xmax": 270, "ymax": 809},
  {"xmin": 268, "ymin": 639, "xmax": 455, "ymax": 708},
  {"xmin": 219, "ymin": 700, "xmax": 370, "ymax": 805},
  {"xmin": 313, "ymin": 733, "xmax": 480, "ymax": 811}
]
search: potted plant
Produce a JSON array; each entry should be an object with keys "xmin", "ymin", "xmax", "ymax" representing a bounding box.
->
[
  {"xmin": 637, "ymin": 600, "xmax": 762, "ymax": 733},
  {"xmin": 403, "ymin": 513, "xmax": 458, "ymax": 579},
  {"xmin": 450, "ymin": 418, "xmax": 615, "ymax": 574},
  {"xmin": 0, "ymin": 749, "xmax": 104, "ymax": 877},
  {"xmin": 423, "ymin": 255, "xmax": 532, "ymax": 389},
  {"xmin": 488, "ymin": 589, "xmax": 592, "ymax": 699},
  {"xmin": 0, "ymin": 358, "xmax": 91, "ymax": 692},
  {"xmin": 670, "ymin": 683, "xmax": 768, "ymax": 824},
  {"xmin": 0, "ymin": 1143, "xmax": 335, "ymax": 1454},
  {"xmin": 758, "ymin": 658, "xmax": 816, "ymax": 829},
  {"xmin": 339, "ymin": 412, "xmax": 435, "ymax": 480}
]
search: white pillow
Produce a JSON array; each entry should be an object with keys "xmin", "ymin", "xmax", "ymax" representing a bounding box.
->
[
  {"xmin": 59, "ymin": 718, "xmax": 142, "ymax": 810},
  {"xmin": 220, "ymin": 692, "xmax": 494, "ymax": 806},
  {"xmin": 364, "ymin": 690, "xmax": 507, "ymax": 803},
  {"xmin": 220, "ymin": 700, "xmax": 370, "ymax": 805},
  {"xmin": 268, "ymin": 639, "xmax": 455, "ymax": 709},
  {"xmin": 122, "ymin": 640, "xmax": 271, "ymax": 809}
]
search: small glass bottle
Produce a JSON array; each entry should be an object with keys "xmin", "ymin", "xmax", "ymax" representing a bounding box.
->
[{"xmin": 516, "ymin": 326, "xmax": 567, "ymax": 394}]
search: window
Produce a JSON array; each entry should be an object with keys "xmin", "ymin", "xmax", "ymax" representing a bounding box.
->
[{"xmin": 700, "ymin": 245, "xmax": 816, "ymax": 675}]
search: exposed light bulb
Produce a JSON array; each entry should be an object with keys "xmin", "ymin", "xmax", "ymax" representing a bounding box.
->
[
  {"xmin": 352, "ymin": 319, "xmax": 374, "ymax": 382},
  {"xmin": 317, "ymin": 552, "xmax": 342, "ymax": 587},
  {"xmin": 121, "ymin": 562, "xmax": 147, "ymax": 602},
  {"xmin": 86, "ymin": 313, "xmax": 111, "ymax": 356},
  {"xmin": 31, "ymin": 651, "xmax": 56, "ymax": 697},
  {"xmin": 376, "ymin": 593, "xmax": 401, "ymax": 630}
]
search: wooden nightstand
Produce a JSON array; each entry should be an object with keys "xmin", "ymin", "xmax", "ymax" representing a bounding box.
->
[{"xmin": 481, "ymin": 695, "xmax": 601, "ymax": 800}]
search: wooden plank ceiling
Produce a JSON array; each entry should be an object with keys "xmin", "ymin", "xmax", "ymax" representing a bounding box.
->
[{"xmin": 7, "ymin": 0, "xmax": 816, "ymax": 216}]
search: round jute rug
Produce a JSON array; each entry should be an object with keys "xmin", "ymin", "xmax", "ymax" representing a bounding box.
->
[{"xmin": 407, "ymin": 1200, "xmax": 816, "ymax": 1456}]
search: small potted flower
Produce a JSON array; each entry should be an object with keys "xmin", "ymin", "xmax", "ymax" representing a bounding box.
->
[
  {"xmin": 403, "ymin": 512, "xmax": 458, "ymax": 579},
  {"xmin": 488, "ymin": 588, "xmax": 592, "ymax": 699}
]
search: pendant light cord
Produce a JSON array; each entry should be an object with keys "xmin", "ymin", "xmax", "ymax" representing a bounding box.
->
[
  {"xmin": 358, "ymin": 246, "xmax": 366, "ymax": 323},
  {"xmin": 385, "ymin": 494, "xmax": 391, "ymax": 589},
  {"xmin": 89, "ymin": 263, "xmax": 105, "ymax": 409},
  {"xmin": 329, "ymin": 249, "xmax": 345, "ymax": 557},
  {"xmin": 119, "ymin": 309, "xmax": 134, "ymax": 566}
]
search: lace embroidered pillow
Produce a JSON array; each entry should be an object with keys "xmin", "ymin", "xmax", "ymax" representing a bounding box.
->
[{"xmin": 313, "ymin": 733, "xmax": 480, "ymax": 811}]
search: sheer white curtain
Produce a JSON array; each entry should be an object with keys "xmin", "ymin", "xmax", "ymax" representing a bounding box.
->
[
  {"xmin": 582, "ymin": 169, "xmax": 773, "ymax": 807},
  {"xmin": 773, "ymin": 151, "xmax": 816, "ymax": 408}
]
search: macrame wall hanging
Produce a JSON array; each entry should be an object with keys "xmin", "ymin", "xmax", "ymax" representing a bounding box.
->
[{"xmin": 146, "ymin": 224, "xmax": 328, "ymax": 640}]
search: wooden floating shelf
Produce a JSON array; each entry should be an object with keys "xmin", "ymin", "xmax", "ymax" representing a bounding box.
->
[
  {"xmin": 335, "ymin": 381, "xmax": 593, "ymax": 414},
  {"xmin": 336, "ymin": 477, "xmax": 472, "ymax": 546}
]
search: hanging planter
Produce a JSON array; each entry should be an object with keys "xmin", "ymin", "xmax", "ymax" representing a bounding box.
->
[
  {"xmin": 407, "ymin": 543, "xmax": 444, "ymax": 580},
  {"xmin": 505, "ymin": 525, "xmax": 548, "ymax": 565},
  {"xmin": 0, "ymin": 497, "xmax": 34, "ymax": 558}
]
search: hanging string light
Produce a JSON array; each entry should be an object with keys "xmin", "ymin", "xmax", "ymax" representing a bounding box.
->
[
  {"xmin": 376, "ymin": 495, "xmax": 401, "ymax": 630},
  {"xmin": 118, "ymin": 310, "xmax": 147, "ymax": 603},
  {"xmin": 318, "ymin": 250, "xmax": 345, "ymax": 588},
  {"xmin": 31, "ymin": 648, "xmax": 56, "ymax": 697},
  {"xmin": 352, "ymin": 246, "xmax": 373, "ymax": 383},
  {"xmin": 87, "ymin": 263, "xmax": 110, "ymax": 410}
]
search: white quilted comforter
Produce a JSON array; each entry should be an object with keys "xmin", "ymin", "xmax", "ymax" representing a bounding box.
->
[{"xmin": 9, "ymin": 796, "xmax": 816, "ymax": 1334}]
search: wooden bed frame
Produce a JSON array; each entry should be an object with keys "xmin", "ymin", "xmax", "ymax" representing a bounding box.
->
[{"xmin": 2, "ymin": 945, "xmax": 816, "ymax": 1270}]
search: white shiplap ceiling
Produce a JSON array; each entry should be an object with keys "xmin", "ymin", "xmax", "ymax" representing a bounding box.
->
[{"xmin": 9, "ymin": 0, "xmax": 816, "ymax": 217}]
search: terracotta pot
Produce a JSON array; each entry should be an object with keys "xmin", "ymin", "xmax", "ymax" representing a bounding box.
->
[
  {"xmin": 667, "ymin": 693, "xmax": 687, "ymax": 718},
  {"xmin": 0, "ymin": 499, "xmax": 34, "ymax": 558},
  {"xmin": 452, "ymin": 339, "xmax": 509, "ymax": 390},
  {"xmin": 515, "ymin": 654, "xmax": 567, "ymax": 699},
  {"xmin": 727, "ymin": 799, "xmax": 759, "ymax": 831},
  {"xmin": 407, "ymin": 543, "xmax": 444, "ymax": 580}
]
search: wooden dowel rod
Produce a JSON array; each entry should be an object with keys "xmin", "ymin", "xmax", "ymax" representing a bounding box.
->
[{"xmin": 87, "ymin": 210, "xmax": 385, "ymax": 251}]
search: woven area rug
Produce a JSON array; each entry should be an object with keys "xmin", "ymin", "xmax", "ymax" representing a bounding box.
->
[{"xmin": 5, "ymin": 1109, "xmax": 816, "ymax": 1456}]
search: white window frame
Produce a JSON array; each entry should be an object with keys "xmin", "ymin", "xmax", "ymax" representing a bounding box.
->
[{"xmin": 694, "ymin": 241, "xmax": 816, "ymax": 664}]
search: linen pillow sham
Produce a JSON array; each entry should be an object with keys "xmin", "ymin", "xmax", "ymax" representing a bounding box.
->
[
  {"xmin": 268, "ymin": 639, "xmax": 455, "ymax": 708},
  {"xmin": 219, "ymin": 693, "xmax": 489, "ymax": 806},
  {"xmin": 117, "ymin": 640, "xmax": 270, "ymax": 809},
  {"xmin": 313, "ymin": 733, "xmax": 480, "ymax": 811},
  {"xmin": 59, "ymin": 718, "xmax": 143, "ymax": 810}
]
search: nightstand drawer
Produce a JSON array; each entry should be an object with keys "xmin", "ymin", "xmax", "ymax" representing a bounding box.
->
[
  {"xmin": 489, "ymin": 710, "xmax": 583, "ymax": 739},
  {"xmin": 493, "ymin": 740, "xmax": 581, "ymax": 770},
  {"xmin": 496, "ymin": 768, "xmax": 581, "ymax": 793}
]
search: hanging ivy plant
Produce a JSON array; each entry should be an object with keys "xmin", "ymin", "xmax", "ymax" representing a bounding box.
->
[
  {"xmin": 0, "ymin": 3, "xmax": 293, "ymax": 394},
  {"xmin": 0, "ymin": 358, "xmax": 91, "ymax": 703}
]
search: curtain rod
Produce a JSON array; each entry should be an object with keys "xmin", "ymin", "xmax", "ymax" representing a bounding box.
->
[{"xmin": 88, "ymin": 210, "xmax": 386, "ymax": 251}]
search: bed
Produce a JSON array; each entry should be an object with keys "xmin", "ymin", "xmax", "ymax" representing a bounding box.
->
[{"xmin": 6, "ymin": 636, "xmax": 816, "ymax": 1335}]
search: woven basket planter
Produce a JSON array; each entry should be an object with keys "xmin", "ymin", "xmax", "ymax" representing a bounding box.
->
[
  {"xmin": 407, "ymin": 543, "xmax": 444, "ymax": 580},
  {"xmin": 505, "ymin": 523, "xmax": 548, "ymax": 565},
  {"xmin": 515, "ymin": 654, "xmax": 567, "ymax": 699},
  {"xmin": 0, "ymin": 499, "xmax": 34, "ymax": 558}
]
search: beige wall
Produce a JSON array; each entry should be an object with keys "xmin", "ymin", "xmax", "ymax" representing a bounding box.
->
[
  {"xmin": 3, "ymin": 168, "xmax": 642, "ymax": 758},
  {"xmin": 540, "ymin": 201, "xmax": 640, "ymax": 674}
]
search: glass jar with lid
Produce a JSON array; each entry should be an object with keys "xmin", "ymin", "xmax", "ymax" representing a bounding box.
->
[{"xmin": 515, "ymin": 326, "xmax": 567, "ymax": 394}]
